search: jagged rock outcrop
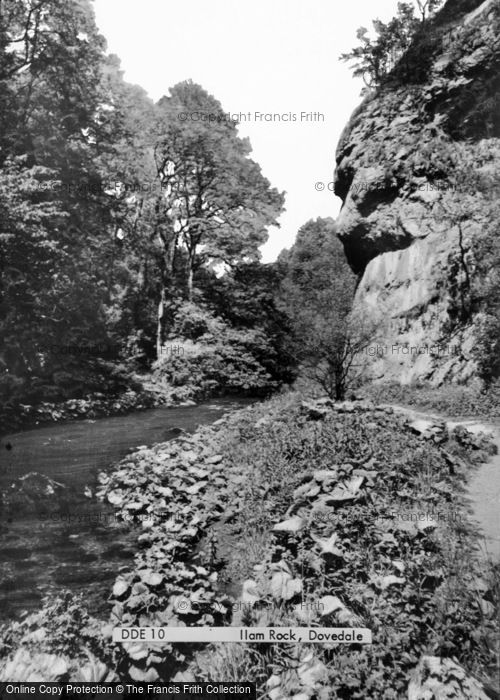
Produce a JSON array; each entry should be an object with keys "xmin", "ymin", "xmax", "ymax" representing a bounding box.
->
[{"xmin": 334, "ymin": 0, "xmax": 500, "ymax": 385}]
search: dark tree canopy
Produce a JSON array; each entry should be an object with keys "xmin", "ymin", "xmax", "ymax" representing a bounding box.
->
[
  {"xmin": 280, "ymin": 218, "xmax": 378, "ymax": 399},
  {"xmin": 0, "ymin": 8, "xmax": 287, "ymax": 407}
]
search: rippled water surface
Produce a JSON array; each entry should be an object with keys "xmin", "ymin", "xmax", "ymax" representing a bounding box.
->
[{"xmin": 0, "ymin": 398, "xmax": 253, "ymax": 619}]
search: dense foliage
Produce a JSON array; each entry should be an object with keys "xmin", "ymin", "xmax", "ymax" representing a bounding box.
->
[
  {"xmin": 0, "ymin": 0, "xmax": 153, "ymax": 407},
  {"xmin": 424, "ymin": 138, "xmax": 500, "ymax": 384},
  {"xmin": 278, "ymin": 218, "xmax": 375, "ymax": 399},
  {"xmin": 340, "ymin": 0, "xmax": 444, "ymax": 89},
  {"xmin": 0, "ymin": 0, "xmax": 287, "ymax": 413},
  {"xmin": 152, "ymin": 302, "xmax": 283, "ymax": 400}
]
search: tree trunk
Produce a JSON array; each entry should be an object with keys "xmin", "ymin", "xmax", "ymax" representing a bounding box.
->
[
  {"xmin": 186, "ymin": 242, "xmax": 196, "ymax": 302},
  {"xmin": 156, "ymin": 225, "xmax": 178, "ymax": 357},
  {"xmin": 187, "ymin": 264, "xmax": 193, "ymax": 302},
  {"xmin": 335, "ymin": 374, "xmax": 345, "ymax": 401},
  {"xmin": 156, "ymin": 286, "xmax": 166, "ymax": 359}
]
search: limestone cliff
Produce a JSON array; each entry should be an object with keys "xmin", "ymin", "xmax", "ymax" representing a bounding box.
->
[{"xmin": 334, "ymin": 0, "xmax": 500, "ymax": 385}]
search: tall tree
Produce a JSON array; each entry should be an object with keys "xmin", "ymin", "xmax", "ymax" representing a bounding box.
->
[
  {"xmin": 0, "ymin": 0, "xmax": 151, "ymax": 402},
  {"xmin": 152, "ymin": 81, "xmax": 284, "ymax": 352},
  {"xmin": 280, "ymin": 218, "xmax": 377, "ymax": 400}
]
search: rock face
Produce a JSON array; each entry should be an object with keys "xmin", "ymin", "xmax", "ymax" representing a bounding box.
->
[{"xmin": 334, "ymin": 0, "xmax": 500, "ymax": 385}]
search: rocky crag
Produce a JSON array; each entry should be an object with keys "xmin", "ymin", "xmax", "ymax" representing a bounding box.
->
[{"xmin": 335, "ymin": 0, "xmax": 500, "ymax": 385}]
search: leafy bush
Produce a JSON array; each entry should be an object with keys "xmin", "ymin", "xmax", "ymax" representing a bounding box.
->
[
  {"xmin": 0, "ymin": 350, "xmax": 135, "ymax": 407},
  {"xmin": 169, "ymin": 302, "xmax": 215, "ymax": 340},
  {"xmin": 0, "ymin": 592, "xmax": 109, "ymax": 663},
  {"xmin": 279, "ymin": 218, "xmax": 378, "ymax": 399},
  {"xmin": 154, "ymin": 304, "xmax": 282, "ymax": 398},
  {"xmin": 340, "ymin": 0, "xmax": 444, "ymax": 89},
  {"xmin": 197, "ymin": 262, "xmax": 298, "ymax": 386}
]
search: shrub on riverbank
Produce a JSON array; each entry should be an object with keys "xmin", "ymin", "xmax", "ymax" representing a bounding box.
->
[
  {"xmin": 0, "ymin": 593, "xmax": 116, "ymax": 682},
  {"xmin": 153, "ymin": 303, "xmax": 283, "ymax": 400}
]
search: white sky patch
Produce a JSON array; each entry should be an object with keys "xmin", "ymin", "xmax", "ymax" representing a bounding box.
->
[{"xmin": 93, "ymin": 0, "xmax": 404, "ymax": 261}]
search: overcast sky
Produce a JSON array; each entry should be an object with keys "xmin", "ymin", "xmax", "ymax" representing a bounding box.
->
[{"xmin": 93, "ymin": 0, "xmax": 402, "ymax": 261}]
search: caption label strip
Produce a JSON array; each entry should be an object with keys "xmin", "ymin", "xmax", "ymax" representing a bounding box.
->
[
  {"xmin": 0, "ymin": 684, "xmax": 255, "ymax": 699},
  {"xmin": 113, "ymin": 627, "xmax": 372, "ymax": 643}
]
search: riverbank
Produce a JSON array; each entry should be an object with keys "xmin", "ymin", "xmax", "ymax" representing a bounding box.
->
[
  {"xmin": 0, "ymin": 398, "xmax": 253, "ymax": 620},
  {"xmin": 0, "ymin": 384, "xmax": 182, "ymax": 437},
  {"xmin": 1, "ymin": 394, "xmax": 498, "ymax": 696},
  {"xmin": 0, "ymin": 370, "xmax": 270, "ymax": 437}
]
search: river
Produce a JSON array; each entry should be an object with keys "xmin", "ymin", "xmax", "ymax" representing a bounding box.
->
[{"xmin": 0, "ymin": 398, "xmax": 254, "ymax": 620}]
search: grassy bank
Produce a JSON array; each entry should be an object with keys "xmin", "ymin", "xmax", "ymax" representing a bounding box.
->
[
  {"xmin": 360, "ymin": 381, "xmax": 500, "ymax": 419},
  {"xmin": 1, "ymin": 393, "xmax": 498, "ymax": 696},
  {"xmin": 190, "ymin": 395, "xmax": 499, "ymax": 697}
]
